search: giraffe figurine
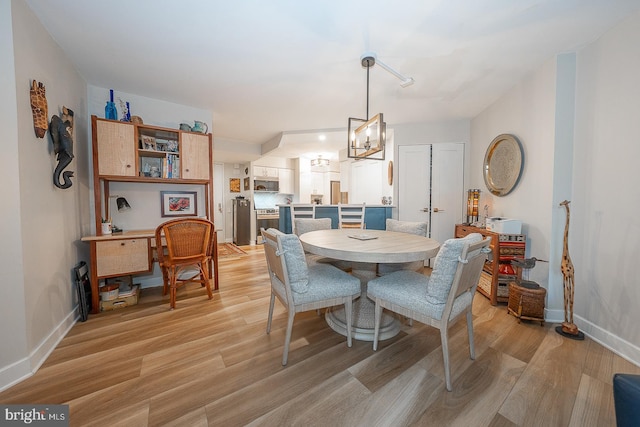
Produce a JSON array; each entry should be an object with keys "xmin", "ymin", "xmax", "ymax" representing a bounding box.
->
[
  {"xmin": 30, "ymin": 80, "xmax": 49, "ymax": 138},
  {"xmin": 559, "ymin": 200, "xmax": 579, "ymax": 336}
]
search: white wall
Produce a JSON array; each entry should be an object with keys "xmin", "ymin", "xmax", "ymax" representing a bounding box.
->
[
  {"xmin": 0, "ymin": 0, "xmax": 28, "ymax": 388},
  {"xmin": 1, "ymin": 0, "xmax": 90, "ymax": 391},
  {"xmin": 470, "ymin": 57, "xmax": 558, "ymax": 308},
  {"xmin": 470, "ymin": 11, "xmax": 640, "ymax": 365},
  {"xmin": 572, "ymin": 12, "xmax": 640, "ymax": 361}
]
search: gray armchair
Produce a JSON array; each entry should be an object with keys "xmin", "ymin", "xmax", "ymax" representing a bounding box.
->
[
  {"xmin": 367, "ymin": 233, "xmax": 490, "ymax": 391},
  {"xmin": 261, "ymin": 228, "xmax": 361, "ymax": 365}
]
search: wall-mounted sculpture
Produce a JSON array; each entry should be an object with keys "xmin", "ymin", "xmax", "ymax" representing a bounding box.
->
[
  {"xmin": 30, "ymin": 80, "xmax": 49, "ymax": 138},
  {"xmin": 49, "ymin": 107, "xmax": 74, "ymax": 189}
]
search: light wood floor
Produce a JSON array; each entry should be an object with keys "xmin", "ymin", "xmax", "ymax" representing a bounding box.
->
[{"xmin": 2, "ymin": 245, "xmax": 638, "ymax": 426}]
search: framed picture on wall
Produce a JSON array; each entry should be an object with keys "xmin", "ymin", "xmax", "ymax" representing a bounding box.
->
[
  {"xmin": 230, "ymin": 178, "xmax": 241, "ymax": 193},
  {"xmin": 244, "ymin": 177, "xmax": 250, "ymax": 191},
  {"xmin": 160, "ymin": 191, "xmax": 197, "ymax": 217}
]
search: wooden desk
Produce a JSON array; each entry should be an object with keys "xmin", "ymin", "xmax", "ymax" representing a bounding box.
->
[
  {"xmin": 81, "ymin": 229, "xmax": 219, "ymax": 314},
  {"xmin": 299, "ymin": 229, "xmax": 440, "ymax": 341}
]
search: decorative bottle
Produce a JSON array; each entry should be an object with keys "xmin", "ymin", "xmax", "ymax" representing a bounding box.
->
[{"xmin": 105, "ymin": 89, "xmax": 117, "ymax": 120}]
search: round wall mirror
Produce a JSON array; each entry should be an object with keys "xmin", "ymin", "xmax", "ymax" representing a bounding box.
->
[{"xmin": 483, "ymin": 134, "xmax": 523, "ymax": 196}]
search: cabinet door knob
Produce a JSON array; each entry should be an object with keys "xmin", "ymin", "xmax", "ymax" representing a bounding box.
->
[
  {"xmin": 126, "ymin": 164, "xmax": 131, "ymax": 168},
  {"xmin": 433, "ymin": 208, "xmax": 444, "ymax": 213}
]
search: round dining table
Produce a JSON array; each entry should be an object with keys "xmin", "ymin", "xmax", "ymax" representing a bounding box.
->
[{"xmin": 299, "ymin": 229, "xmax": 440, "ymax": 341}]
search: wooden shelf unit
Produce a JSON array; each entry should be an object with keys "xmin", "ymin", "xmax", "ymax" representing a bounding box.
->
[
  {"xmin": 91, "ymin": 115, "xmax": 214, "ymax": 234},
  {"xmin": 454, "ymin": 224, "xmax": 526, "ymax": 305},
  {"xmin": 86, "ymin": 116, "xmax": 216, "ymax": 314}
]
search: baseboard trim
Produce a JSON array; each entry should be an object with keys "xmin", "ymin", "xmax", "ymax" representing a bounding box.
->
[
  {"xmin": 0, "ymin": 307, "xmax": 77, "ymax": 393},
  {"xmin": 575, "ymin": 315, "xmax": 640, "ymax": 368},
  {"xmin": 543, "ymin": 308, "xmax": 639, "ymax": 368}
]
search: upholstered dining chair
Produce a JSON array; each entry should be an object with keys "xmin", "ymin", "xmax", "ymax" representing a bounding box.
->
[
  {"xmin": 377, "ymin": 218, "xmax": 429, "ymax": 275},
  {"xmin": 338, "ymin": 203, "xmax": 366, "ymax": 229},
  {"xmin": 155, "ymin": 218, "xmax": 214, "ymax": 310},
  {"xmin": 290, "ymin": 204, "xmax": 316, "ymax": 235},
  {"xmin": 261, "ymin": 227, "xmax": 361, "ymax": 365},
  {"xmin": 293, "ymin": 218, "xmax": 350, "ymax": 271},
  {"xmin": 367, "ymin": 233, "xmax": 491, "ymax": 391}
]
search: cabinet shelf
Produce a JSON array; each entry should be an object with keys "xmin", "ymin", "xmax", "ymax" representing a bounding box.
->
[
  {"xmin": 97, "ymin": 175, "xmax": 211, "ymax": 185},
  {"xmin": 455, "ymin": 224, "xmax": 526, "ymax": 305},
  {"xmin": 138, "ymin": 149, "xmax": 179, "ymax": 157}
]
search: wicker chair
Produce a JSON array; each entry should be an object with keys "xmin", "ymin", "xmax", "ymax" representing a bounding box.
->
[
  {"xmin": 377, "ymin": 218, "xmax": 429, "ymax": 275},
  {"xmin": 367, "ymin": 234, "xmax": 491, "ymax": 391},
  {"xmin": 338, "ymin": 203, "xmax": 366, "ymax": 229},
  {"xmin": 261, "ymin": 228, "xmax": 361, "ymax": 365},
  {"xmin": 155, "ymin": 218, "xmax": 215, "ymax": 310}
]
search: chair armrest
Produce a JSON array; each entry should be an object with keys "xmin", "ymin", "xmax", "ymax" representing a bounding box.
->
[{"xmin": 614, "ymin": 373, "xmax": 640, "ymax": 427}]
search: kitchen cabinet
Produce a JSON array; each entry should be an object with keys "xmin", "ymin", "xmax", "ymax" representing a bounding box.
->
[
  {"xmin": 454, "ymin": 224, "xmax": 526, "ymax": 305},
  {"xmin": 279, "ymin": 168, "xmax": 294, "ymax": 194},
  {"xmin": 253, "ymin": 166, "xmax": 279, "ymax": 178}
]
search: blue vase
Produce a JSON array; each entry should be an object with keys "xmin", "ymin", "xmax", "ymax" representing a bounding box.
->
[{"xmin": 105, "ymin": 89, "xmax": 117, "ymax": 120}]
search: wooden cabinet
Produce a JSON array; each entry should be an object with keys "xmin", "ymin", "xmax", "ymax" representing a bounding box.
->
[
  {"xmin": 95, "ymin": 238, "xmax": 151, "ymax": 277},
  {"xmin": 95, "ymin": 119, "xmax": 136, "ymax": 176},
  {"xmin": 91, "ymin": 115, "xmax": 213, "ymax": 234},
  {"xmin": 454, "ymin": 224, "xmax": 526, "ymax": 305},
  {"xmin": 180, "ymin": 132, "xmax": 211, "ymax": 180}
]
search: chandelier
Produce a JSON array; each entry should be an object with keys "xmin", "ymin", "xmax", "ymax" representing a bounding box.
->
[
  {"xmin": 348, "ymin": 55, "xmax": 385, "ymax": 160},
  {"xmin": 347, "ymin": 53, "xmax": 413, "ymax": 161},
  {"xmin": 310, "ymin": 156, "xmax": 329, "ymax": 167}
]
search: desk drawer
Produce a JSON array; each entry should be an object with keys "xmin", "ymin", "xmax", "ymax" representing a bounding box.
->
[{"xmin": 96, "ymin": 238, "xmax": 151, "ymax": 277}]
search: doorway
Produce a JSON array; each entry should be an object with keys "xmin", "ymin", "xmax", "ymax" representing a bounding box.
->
[
  {"xmin": 330, "ymin": 180, "xmax": 340, "ymax": 204},
  {"xmin": 213, "ymin": 162, "xmax": 225, "ymax": 242}
]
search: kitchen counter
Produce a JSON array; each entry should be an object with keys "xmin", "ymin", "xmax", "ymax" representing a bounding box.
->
[{"xmin": 278, "ymin": 204, "xmax": 395, "ymax": 233}]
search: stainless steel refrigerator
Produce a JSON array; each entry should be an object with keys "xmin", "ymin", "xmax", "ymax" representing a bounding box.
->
[{"xmin": 232, "ymin": 198, "xmax": 251, "ymax": 245}]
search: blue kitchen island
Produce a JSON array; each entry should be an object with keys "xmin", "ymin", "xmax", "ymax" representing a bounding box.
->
[{"xmin": 278, "ymin": 205, "xmax": 394, "ymax": 233}]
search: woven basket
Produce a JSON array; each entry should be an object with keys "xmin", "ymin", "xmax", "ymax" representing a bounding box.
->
[{"xmin": 508, "ymin": 281, "xmax": 546, "ymax": 325}]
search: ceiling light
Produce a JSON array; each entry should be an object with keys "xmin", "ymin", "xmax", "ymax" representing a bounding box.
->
[
  {"xmin": 348, "ymin": 54, "xmax": 386, "ymax": 161},
  {"xmin": 311, "ymin": 156, "xmax": 329, "ymax": 167}
]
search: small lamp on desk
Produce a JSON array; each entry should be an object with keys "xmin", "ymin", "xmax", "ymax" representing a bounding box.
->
[
  {"xmin": 108, "ymin": 196, "xmax": 131, "ymax": 233},
  {"xmin": 466, "ymin": 189, "xmax": 480, "ymax": 225}
]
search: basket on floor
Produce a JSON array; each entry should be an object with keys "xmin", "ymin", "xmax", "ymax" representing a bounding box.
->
[{"xmin": 507, "ymin": 281, "xmax": 546, "ymax": 325}]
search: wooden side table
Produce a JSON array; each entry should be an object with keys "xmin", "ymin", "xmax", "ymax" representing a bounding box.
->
[{"xmin": 508, "ymin": 281, "xmax": 546, "ymax": 326}]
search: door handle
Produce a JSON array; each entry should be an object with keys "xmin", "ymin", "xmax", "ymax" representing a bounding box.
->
[
  {"xmin": 433, "ymin": 208, "xmax": 444, "ymax": 213},
  {"xmin": 421, "ymin": 208, "xmax": 430, "ymax": 212},
  {"xmin": 218, "ymin": 203, "xmax": 222, "ymax": 213}
]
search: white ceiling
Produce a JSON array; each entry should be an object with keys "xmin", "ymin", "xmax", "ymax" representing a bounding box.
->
[{"xmin": 25, "ymin": 0, "xmax": 640, "ymax": 163}]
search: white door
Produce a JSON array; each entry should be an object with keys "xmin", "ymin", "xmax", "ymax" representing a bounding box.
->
[
  {"xmin": 398, "ymin": 143, "xmax": 464, "ymax": 243},
  {"xmin": 430, "ymin": 143, "xmax": 464, "ymax": 244},
  {"xmin": 398, "ymin": 145, "xmax": 431, "ymax": 225},
  {"xmin": 213, "ymin": 162, "xmax": 225, "ymax": 242}
]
